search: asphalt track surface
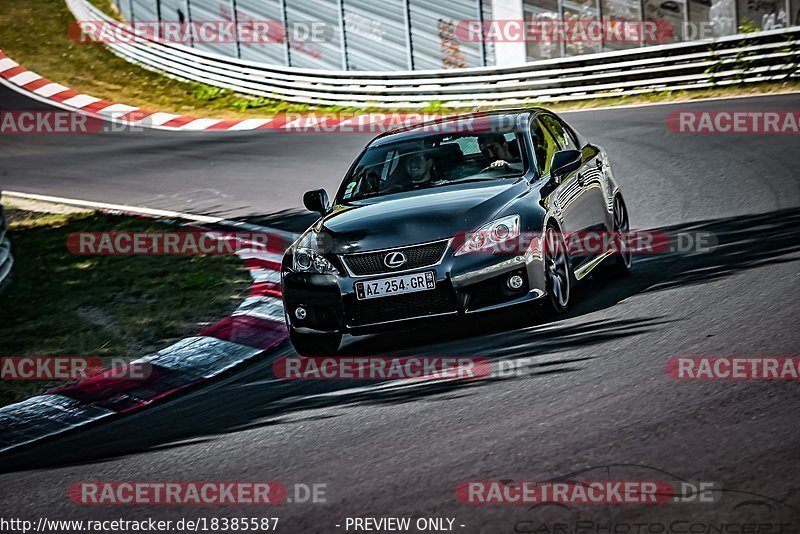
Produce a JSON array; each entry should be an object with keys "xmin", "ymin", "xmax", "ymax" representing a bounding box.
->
[{"xmin": 1, "ymin": 83, "xmax": 799, "ymax": 532}]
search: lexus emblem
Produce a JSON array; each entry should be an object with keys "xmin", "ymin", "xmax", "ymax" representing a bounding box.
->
[{"xmin": 384, "ymin": 251, "xmax": 407, "ymax": 269}]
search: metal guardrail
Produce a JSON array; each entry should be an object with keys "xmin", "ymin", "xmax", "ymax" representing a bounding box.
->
[{"xmin": 67, "ymin": 0, "xmax": 800, "ymax": 109}]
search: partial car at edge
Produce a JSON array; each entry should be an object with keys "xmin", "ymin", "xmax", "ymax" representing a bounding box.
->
[{"xmin": 0, "ymin": 191, "xmax": 14, "ymax": 295}]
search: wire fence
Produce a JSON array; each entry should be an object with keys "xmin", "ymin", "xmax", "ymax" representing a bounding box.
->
[{"xmin": 68, "ymin": 0, "xmax": 800, "ymax": 108}]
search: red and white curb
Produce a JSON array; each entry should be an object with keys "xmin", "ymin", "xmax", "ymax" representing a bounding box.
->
[
  {"xmin": 0, "ymin": 50, "xmax": 424, "ymax": 132},
  {"xmin": 0, "ymin": 208, "xmax": 295, "ymax": 453},
  {"xmin": 0, "ymin": 50, "xmax": 272, "ymax": 131},
  {"xmin": 5, "ymin": 50, "xmax": 797, "ymax": 133}
]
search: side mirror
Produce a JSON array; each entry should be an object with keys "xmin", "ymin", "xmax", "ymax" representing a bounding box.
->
[
  {"xmin": 303, "ymin": 189, "xmax": 329, "ymax": 215},
  {"xmin": 550, "ymin": 149, "xmax": 582, "ymax": 180}
]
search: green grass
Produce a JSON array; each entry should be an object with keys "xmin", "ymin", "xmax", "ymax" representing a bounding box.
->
[
  {"xmin": 0, "ymin": 0, "xmax": 797, "ymax": 119},
  {"xmin": 539, "ymin": 82, "xmax": 800, "ymax": 112},
  {"xmin": 0, "ymin": 0, "xmax": 327, "ymax": 118},
  {"xmin": 0, "ymin": 208, "xmax": 250, "ymax": 407}
]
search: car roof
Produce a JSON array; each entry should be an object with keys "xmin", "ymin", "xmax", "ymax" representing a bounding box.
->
[{"xmin": 370, "ymin": 107, "xmax": 548, "ymax": 146}]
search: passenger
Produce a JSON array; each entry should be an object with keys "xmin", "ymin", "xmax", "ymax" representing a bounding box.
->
[{"xmin": 478, "ymin": 133, "xmax": 521, "ymax": 169}]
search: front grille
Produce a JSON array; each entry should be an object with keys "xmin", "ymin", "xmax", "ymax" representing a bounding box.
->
[
  {"xmin": 347, "ymin": 285, "xmax": 458, "ymax": 327},
  {"xmin": 342, "ymin": 240, "xmax": 448, "ymax": 276}
]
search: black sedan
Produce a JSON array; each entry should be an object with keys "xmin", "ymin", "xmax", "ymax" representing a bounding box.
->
[{"xmin": 281, "ymin": 109, "xmax": 631, "ymax": 356}]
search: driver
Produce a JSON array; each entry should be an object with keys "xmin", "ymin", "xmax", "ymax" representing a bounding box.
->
[
  {"xmin": 405, "ymin": 150, "xmax": 435, "ymax": 185},
  {"xmin": 385, "ymin": 147, "xmax": 438, "ymax": 193},
  {"xmin": 478, "ymin": 133, "xmax": 521, "ymax": 169}
]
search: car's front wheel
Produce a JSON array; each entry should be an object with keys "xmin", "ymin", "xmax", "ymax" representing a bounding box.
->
[
  {"xmin": 526, "ymin": 224, "xmax": 572, "ymax": 319},
  {"xmin": 288, "ymin": 326, "xmax": 342, "ymax": 357}
]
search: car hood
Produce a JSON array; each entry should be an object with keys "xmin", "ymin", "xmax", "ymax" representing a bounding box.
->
[{"xmin": 315, "ymin": 178, "xmax": 528, "ymax": 254}]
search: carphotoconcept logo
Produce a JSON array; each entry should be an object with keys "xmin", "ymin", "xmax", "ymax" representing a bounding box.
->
[{"xmin": 464, "ymin": 465, "xmax": 798, "ymax": 533}]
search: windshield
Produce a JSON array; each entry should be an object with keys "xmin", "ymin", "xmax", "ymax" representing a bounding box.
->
[{"xmin": 337, "ymin": 131, "xmax": 526, "ymax": 202}]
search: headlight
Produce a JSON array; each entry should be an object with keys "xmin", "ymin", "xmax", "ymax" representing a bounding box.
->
[
  {"xmin": 292, "ymin": 232, "xmax": 339, "ymax": 274},
  {"xmin": 455, "ymin": 215, "xmax": 521, "ymax": 256},
  {"xmin": 294, "ymin": 247, "xmax": 339, "ymax": 274}
]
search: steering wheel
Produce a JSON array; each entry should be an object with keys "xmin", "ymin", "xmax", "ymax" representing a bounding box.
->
[{"xmin": 480, "ymin": 161, "xmax": 510, "ymax": 173}]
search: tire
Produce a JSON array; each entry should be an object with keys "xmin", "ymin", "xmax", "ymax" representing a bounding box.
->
[
  {"xmin": 289, "ymin": 326, "xmax": 342, "ymax": 357},
  {"xmin": 526, "ymin": 224, "xmax": 572, "ymax": 319},
  {"xmin": 605, "ymin": 195, "xmax": 632, "ymax": 278}
]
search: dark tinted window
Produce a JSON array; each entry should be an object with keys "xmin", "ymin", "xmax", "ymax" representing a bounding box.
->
[
  {"xmin": 337, "ymin": 131, "xmax": 526, "ymax": 202},
  {"xmin": 540, "ymin": 114, "xmax": 580, "ymax": 151},
  {"xmin": 529, "ymin": 118, "xmax": 561, "ymax": 176}
]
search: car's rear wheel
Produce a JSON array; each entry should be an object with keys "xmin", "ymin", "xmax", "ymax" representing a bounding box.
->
[
  {"xmin": 526, "ymin": 224, "xmax": 572, "ymax": 319},
  {"xmin": 605, "ymin": 195, "xmax": 632, "ymax": 277},
  {"xmin": 288, "ymin": 326, "xmax": 342, "ymax": 357}
]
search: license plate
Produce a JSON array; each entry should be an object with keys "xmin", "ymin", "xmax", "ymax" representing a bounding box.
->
[{"xmin": 355, "ymin": 271, "xmax": 436, "ymax": 300}]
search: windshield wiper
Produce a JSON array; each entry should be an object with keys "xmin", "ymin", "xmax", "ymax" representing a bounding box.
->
[{"xmin": 444, "ymin": 175, "xmax": 518, "ymax": 184}]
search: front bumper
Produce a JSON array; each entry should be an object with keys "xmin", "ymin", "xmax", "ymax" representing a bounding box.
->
[{"xmin": 282, "ymin": 247, "xmax": 546, "ymax": 335}]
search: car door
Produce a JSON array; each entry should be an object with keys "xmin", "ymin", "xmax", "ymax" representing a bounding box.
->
[
  {"xmin": 538, "ymin": 113, "xmax": 608, "ymax": 272},
  {"xmin": 530, "ymin": 115, "xmax": 593, "ymax": 271}
]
